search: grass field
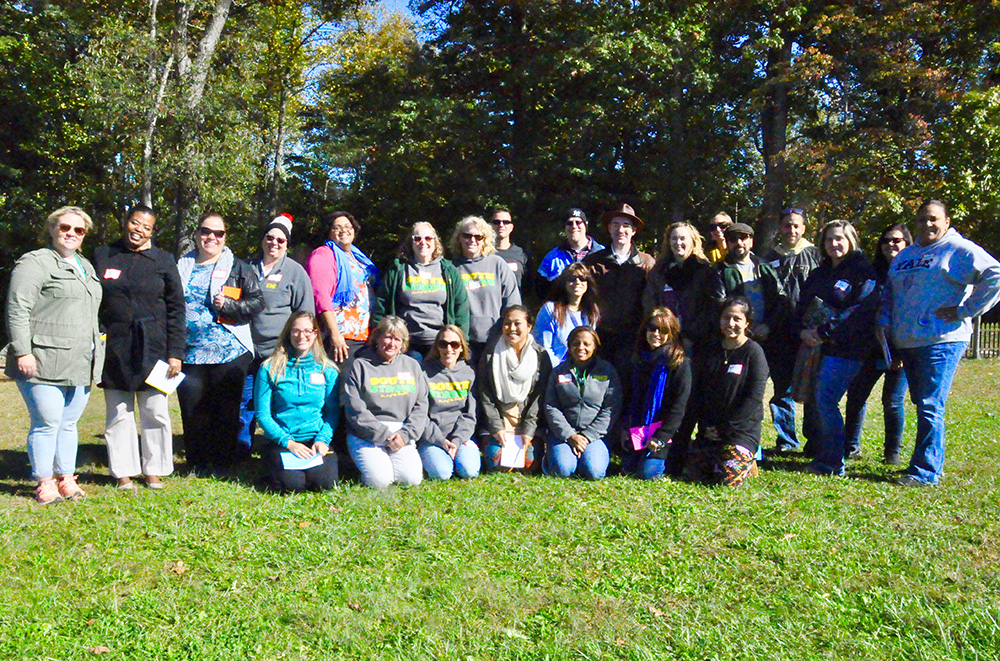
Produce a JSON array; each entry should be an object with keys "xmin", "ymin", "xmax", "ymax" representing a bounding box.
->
[{"xmin": 1, "ymin": 360, "xmax": 999, "ymax": 660}]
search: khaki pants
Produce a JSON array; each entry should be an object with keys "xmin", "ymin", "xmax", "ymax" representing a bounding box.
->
[{"xmin": 104, "ymin": 389, "xmax": 174, "ymax": 478}]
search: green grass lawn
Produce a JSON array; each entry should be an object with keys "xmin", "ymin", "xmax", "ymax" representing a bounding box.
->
[{"xmin": 1, "ymin": 360, "xmax": 999, "ymax": 660}]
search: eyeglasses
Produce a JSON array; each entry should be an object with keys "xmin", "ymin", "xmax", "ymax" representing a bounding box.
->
[
  {"xmin": 436, "ymin": 340, "xmax": 462, "ymax": 350},
  {"xmin": 880, "ymin": 237, "xmax": 906, "ymax": 245},
  {"xmin": 331, "ymin": 225, "xmax": 354, "ymax": 234},
  {"xmin": 781, "ymin": 208, "xmax": 805, "ymax": 217},
  {"xmin": 461, "ymin": 233, "xmax": 485, "ymax": 242},
  {"xmin": 290, "ymin": 328, "xmax": 318, "ymax": 337},
  {"xmin": 57, "ymin": 223, "xmax": 87, "ymax": 237},
  {"xmin": 198, "ymin": 227, "xmax": 226, "ymax": 239},
  {"xmin": 264, "ymin": 235, "xmax": 287, "ymax": 244},
  {"xmin": 707, "ymin": 222, "xmax": 731, "ymax": 231},
  {"xmin": 492, "ymin": 219, "xmax": 513, "ymax": 226},
  {"xmin": 412, "ymin": 236, "xmax": 435, "ymax": 243}
]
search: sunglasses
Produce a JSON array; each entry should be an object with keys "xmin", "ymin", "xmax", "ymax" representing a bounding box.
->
[
  {"xmin": 880, "ymin": 236, "xmax": 906, "ymax": 245},
  {"xmin": 57, "ymin": 223, "xmax": 87, "ymax": 237},
  {"xmin": 566, "ymin": 275, "xmax": 587, "ymax": 284},
  {"xmin": 707, "ymin": 222, "xmax": 731, "ymax": 231},
  {"xmin": 198, "ymin": 227, "xmax": 226, "ymax": 239},
  {"xmin": 436, "ymin": 339, "xmax": 462, "ymax": 350},
  {"xmin": 412, "ymin": 235, "xmax": 435, "ymax": 243},
  {"xmin": 492, "ymin": 219, "xmax": 513, "ymax": 226},
  {"xmin": 565, "ymin": 219, "xmax": 586, "ymax": 226},
  {"xmin": 461, "ymin": 233, "xmax": 485, "ymax": 241},
  {"xmin": 781, "ymin": 208, "xmax": 805, "ymax": 217},
  {"xmin": 646, "ymin": 324, "xmax": 665, "ymax": 334},
  {"xmin": 264, "ymin": 235, "xmax": 287, "ymax": 244}
]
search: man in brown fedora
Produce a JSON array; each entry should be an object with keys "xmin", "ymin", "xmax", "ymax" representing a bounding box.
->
[{"xmin": 584, "ymin": 203, "xmax": 655, "ymax": 390}]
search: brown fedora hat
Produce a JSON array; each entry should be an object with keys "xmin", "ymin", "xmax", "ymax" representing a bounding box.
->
[{"xmin": 601, "ymin": 202, "xmax": 644, "ymax": 233}]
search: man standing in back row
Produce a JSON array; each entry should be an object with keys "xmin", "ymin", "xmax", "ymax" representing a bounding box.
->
[
  {"xmin": 537, "ymin": 208, "xmax": 605, "ymax": 292},
  {"xmin": 491, "ymin": 207, "xmax": 529, "ymax": 291},
  {"xmin": 584, "ymin": 203, "xmax": 655, "ymax": 387},
  {"xmin": 762, "ymin": 207, "xmax": 822, "ymax": 455},
  {"xmin": 880, "ymin": 199, "xmax": 1000, "ymax": 487}
]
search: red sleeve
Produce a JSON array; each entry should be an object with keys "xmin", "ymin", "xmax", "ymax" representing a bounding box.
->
[{"xmin": 306, "ymin": 246, "xmax": 338, "ymax": 314}]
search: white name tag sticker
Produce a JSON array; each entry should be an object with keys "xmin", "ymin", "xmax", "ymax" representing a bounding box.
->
[
  {"xmin": 309, "ymin": 372, "xmax": 326, "ymax": 385},
  {"xmin": 508, "ymin": 262, "xmax": 519, "ymax": 272},
  {"xmin": 834, "ymin": 279, "xmax": 850, "ymax": 292},
  {"xmin": 557, "ymin": 373, "xmax": 573, "ymax": 384},
  {"xmin": 662, "ymin": 284, "xmax": 674, "ymax": 292},
  {"xmin": 397, "ymin": 371, "xmax": 413, "ymax": 381},
  {"xmin": 728, "ymin": 364, "xmax": 744, "ymax": 375},
  {"xmin": 418, "ymin": 270, "xmax": 433, "ymax": 279},
  {"xmin": 211, "ymin": 269, "xmax": 228, "ymax": 279},
  {"xmin": 103, "ymin": 268, "xmax": 122, "ymax": 280},
  {"xmin": 467, "ymin": 280, "xmax": 481, "ymax": 290},
  {"xmin": 769, "ymin": 259, "xmax": 781, "ymax": 269},
  {"xmin": 266, "ymin": 273, "xmax": 283, "ymax": 282}
]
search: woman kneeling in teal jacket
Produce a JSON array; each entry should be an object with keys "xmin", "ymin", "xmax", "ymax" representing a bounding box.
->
[{"xmin": 254, "ymin": 311, "xmax": 340, "ymax": 492}]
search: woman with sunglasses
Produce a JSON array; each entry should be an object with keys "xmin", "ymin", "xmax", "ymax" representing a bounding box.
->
[
  {"xmin": 307, "ymin": 210, "xmax": 380, "ymax": 364},
  {"xmin": 533, "ymin": 262, "xmax": 600, "ymax": 365},
  {"xmin": 619, "ymin": 308, "xmax": 692, "ymax": 480},
  {"xmin": 418, "ymin": 325, "xmax": 480, "ymax": 480},
  {"xmin": 373, "ymin": 222, "xmax": 470, "ymax": 358},
  {"xmin": 843, "ymin": 224, "xmax": 913, "ymax": 464},
  {"xmin": 449, "ymin": 216, "xmax": 520, "ymax": 361},
  {"xmin": 237, "ymin": 214, "xmax": 315, "ymax": 455},
  {"xmin": 254, "ymin": 312, "xmax": 340, "ymax": 492},
  {"xmin": 176, "ymin": 213, "xmax": 263, "ymax": 476},
  {"xmin": 5, "ymin": 206, "xmax": 104, "ymax": 503}
]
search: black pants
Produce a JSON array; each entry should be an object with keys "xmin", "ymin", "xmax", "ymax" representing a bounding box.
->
[
  {"xmin": 177, "ymin": 352, "xmax": 253, "ymax": 472},
  {"xmin": 262, "ymin": 442, "xmax": 339, "ymax": 492}
]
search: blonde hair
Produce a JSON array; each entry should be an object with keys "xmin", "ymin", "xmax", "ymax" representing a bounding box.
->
[
  {"xmin": 370, "ymin": 316, "xmax": 411, "ymax": 354},
  {"xmin": 401, "ymin": 222, "xmax": 444, "ymax": 261},
  {"xmin": 449, "ymin": 216, "xmax": 496, "ymax": 258},
  {"xmin": 265, "ymin": 312, "xmax": 335, "ymax": 382},
  {"xmin": 819, "ymin": 219, "xmax": 861, "ymax": 260},
  {"xmin": 424, "ymin": 324, "xmax": 471, "ymax": 363},
  {"xmin": 658, "ymin": 222, "xmax": 707, "ymax": 263},
  {"xmin": 44, "ymin": 206, "xmax": 93, "ymax": 242}
]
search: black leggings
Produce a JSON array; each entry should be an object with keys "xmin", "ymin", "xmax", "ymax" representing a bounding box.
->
[
  {"xmin": 177, "ymin": 352, "xmax": 253, "ymax": 472},
  {"xmin": 262, "ymin": 442, "xmax": 339, "ymax": 492}
]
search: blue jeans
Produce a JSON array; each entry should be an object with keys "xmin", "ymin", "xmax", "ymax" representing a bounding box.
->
[
  {"xmin": 768, "ymin": 347, "xmax": 819, "ymax": 451},
  {"xmin": 810, "ymin": 356, "xmax": 863, "ymax": 476},
  {"xmin": 418, "ymin": 440, "xmax": 481, "ymax": 480},
  {"xmin": 237, "ymin": 370, "xmax": 256, "ymax": 454},
  {"xmin": 621, "ymin": 450, "xmax": 667, "ymax": 480},
  {"xmin": 844, "ymin": 358, "xmax": 908, "ymax": 457},
  {"xmin": 545, "ymin": 438, "xmax": 610, "ymax": 480},
  {"xmin": 900, "ymin": 342, "xmax": 967, "ymax": 485},
  {"xmin": 16, "ymin": 382, "xmax": 91, "ymax": 480}
]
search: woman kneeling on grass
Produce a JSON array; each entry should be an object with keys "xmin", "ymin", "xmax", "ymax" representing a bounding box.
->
[
  {"xmin": 418, "ymin": 325, "xmax": 480, "ymax": 480},
  {"xmin": 619, "ymin": 308, "xmax": 692, "ymax": 480},
  {"xmin": 342, "ymin": 316, "xmax": 428, "ymax": 488},
  {"xmin": 478, "ymin": 305, "xmax": 552, "ymax": 473},
  {"xmin": 685, "ymin": 297, "xmax": 768, "ymax": 487},
  {"xmin": 543, "ymin": 326, "xmax": 622, "ymax": 480},
  {"xmin": 254, "ymin": 312, "xmax": 340, "ymax": 492}
]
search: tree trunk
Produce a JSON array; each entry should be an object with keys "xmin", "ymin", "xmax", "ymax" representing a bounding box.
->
[{"xmin": 759, "ymin": 38, "xmax": 791, "ymax": 251}]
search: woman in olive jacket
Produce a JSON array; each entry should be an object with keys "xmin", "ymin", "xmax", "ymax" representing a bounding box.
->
[{"xmin": 5, "ymin": 206, "xmax": 104, "ymax": 503}]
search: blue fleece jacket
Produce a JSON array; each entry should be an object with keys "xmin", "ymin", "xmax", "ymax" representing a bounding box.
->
[{"xmin": 253, "ymin": 354, "xmax": 340, "ymax": 447}]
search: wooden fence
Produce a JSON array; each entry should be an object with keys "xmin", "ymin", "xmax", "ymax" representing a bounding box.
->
[{"xmin": 967, "ymin": 318, "xmax": 1000, "ymax": 359}]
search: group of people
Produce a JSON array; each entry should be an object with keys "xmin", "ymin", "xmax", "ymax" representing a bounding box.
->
[{"xmin": 6, "ymin": 198, "xmax": 999, "ymax": 502}]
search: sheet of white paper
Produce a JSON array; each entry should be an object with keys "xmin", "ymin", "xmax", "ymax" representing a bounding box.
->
[
  {"xmin": 380, "ymin": 420, "xmax": 404, "ymax": 434},
  {"xmin": 280, "ymin": 451, "xmax": 324, "ymax": 471},
  {"xmin": 499, "ymin": 434, "xmax": 525, "ymax": 468},
  {"xmin": 144, "ymin": 359, "xmax": 186, "ymax": 395}
]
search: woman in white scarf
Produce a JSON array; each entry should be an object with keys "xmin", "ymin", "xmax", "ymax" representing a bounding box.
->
[{"xmin": 477, "ymin": 306, "xmax": 552, "ymax": 472}]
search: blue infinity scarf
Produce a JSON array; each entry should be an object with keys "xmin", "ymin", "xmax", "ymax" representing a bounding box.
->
[
  {"xmin": 325, "ymin": 241, "xmax": 381, "ymax": 307},
  {"xmin": 632, "ymin": 349, "xmax": 670, "ymax": 427}
]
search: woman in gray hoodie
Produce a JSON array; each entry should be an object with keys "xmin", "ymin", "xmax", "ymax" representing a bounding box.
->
[{"xmin": 341, "ymin": 316, "xmax": 429, "ymax": 488}]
